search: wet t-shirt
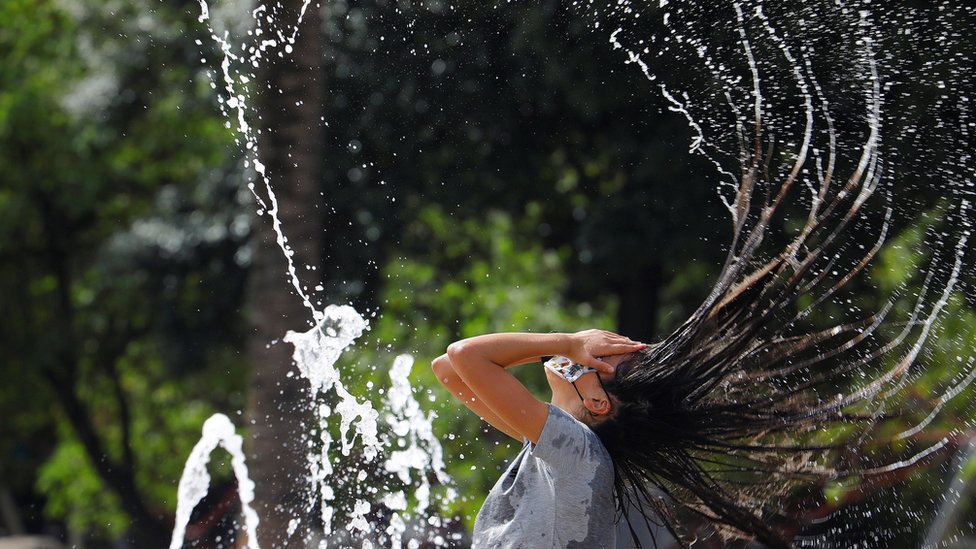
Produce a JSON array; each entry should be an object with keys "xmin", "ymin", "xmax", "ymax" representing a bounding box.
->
[{"xmin": 472, "ymin": 404, "xmax": 616, "ymax": 549}]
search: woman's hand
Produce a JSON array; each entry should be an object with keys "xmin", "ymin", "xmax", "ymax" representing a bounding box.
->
[{"xmin": 565, "ymin": 329, "xmax": 646, "ymax": 374}]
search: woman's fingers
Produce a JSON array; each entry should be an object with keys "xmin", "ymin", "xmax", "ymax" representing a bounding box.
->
[
  {"xmin": 604, "ymin": 332, "xmax": 642, "ymax": 346},
  {"xmin": 579, "ymin": 356, "xmax": 616, "ymax": 374},
  {"xmin": 570, "ymin": 329, "xmax": 646, "ymax": 371},
  {"xmin": 597, "ymin": 341, "xmax": 646, "ymax": 355},
  {"xmin": 582, "ymin": 345, "xmax": 646, "ymax": 374},
  {"xmin": 584, "ymin": 330, "xmax": 635, "ymax": 345}
]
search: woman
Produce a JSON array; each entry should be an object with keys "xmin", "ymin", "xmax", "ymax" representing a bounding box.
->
[{"xmin": 432, "ymin": 330, "xmax": 644, "ymax": 548}]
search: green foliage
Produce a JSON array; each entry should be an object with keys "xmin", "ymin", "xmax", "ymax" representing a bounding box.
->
[
  {"xmin": 873, "ymin": 215, "xmax": 930, "ymax": 294},
  {"xmin": 377, "ymin": 203, "xmax": 616, "ymax": 344},
  {"xmin": 36, "ymin": 433, "xmax": 129, "ymax": 539},
  {"xmin": 314, "ymin": 0, "xmax": 727, "ymax": 324},
  {"xmin": 871, "ymin": 206, "xmax": 975, "ymax": 427},
  {"xmin": 36, "ymin": 352, "xmax": 234, "ymax": 536},
  {"xmin": 0, "ymin": 0, "xmax": 244, "ymax": 542},
  {"xmin": 2, "ymin": 0, "xmax": 975, "ymax": 545},
  {"xmin": 962, "ymin": 453, "xmax": 976, "ymax": 483},
  {"xmin": 801, "ymin": 209, "xmax": 976, "ymax": 545}
]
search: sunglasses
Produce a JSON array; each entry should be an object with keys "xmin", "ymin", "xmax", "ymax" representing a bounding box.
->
[
  {"xmin": 543, "ymin": 355, "xmax": 599, "ymax": 382},
  {"xmin": 542, "ymin": 355, "xmax": 611, "ymax": 416}
]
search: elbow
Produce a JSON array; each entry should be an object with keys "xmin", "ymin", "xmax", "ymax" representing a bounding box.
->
[
  {"xmin": 445, "ymin": 341, "xmax": 475, "ymax": 376},
  {"xmin": 431, "ymin": 354, "xmax": 450, "ymax": 379},
  {"xmin": 432, "ymin": 352, "xmax": 464, "ymax": 387},
  {"xmin": 446, "ymin": 340, "xmax": 469, "ymax": 362}
]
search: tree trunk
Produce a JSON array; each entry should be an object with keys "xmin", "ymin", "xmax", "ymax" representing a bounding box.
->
[{"xmin": 246, "ymin": 2, "xmax": 324, "ymax": 547}]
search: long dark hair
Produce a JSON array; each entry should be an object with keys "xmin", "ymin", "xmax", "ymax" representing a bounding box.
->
[
  {"xmin": 589, "ymin": 81, "xmax": 971, "ymax": 549},
  {"xmin": 588, "ymin": 5, "xmax": 976, "ymax": 545},
  {"xmin": 593, "ymin": 205, "xmax": 968, "ymax": 546}
]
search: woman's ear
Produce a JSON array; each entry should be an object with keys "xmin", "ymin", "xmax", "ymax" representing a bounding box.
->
[{"xmin": 585, "ymin": 396, "xmax": 612, "ymax": 417}]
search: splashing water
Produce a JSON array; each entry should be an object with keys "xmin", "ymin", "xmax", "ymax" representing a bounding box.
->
[
  {"xmin": 170, "ymin": 1, "xmax": 454, "ymax": 547},
  {"xmin": 170, "ymin": 414, "xmax": 260, "ymax": 549},
  {"xmin": 601, "ymin": 1, "xmax": 976, "ymax": 545},
  {"xmin": 169, "ymin": 0, "xmax": 976, "ymax": 547}
]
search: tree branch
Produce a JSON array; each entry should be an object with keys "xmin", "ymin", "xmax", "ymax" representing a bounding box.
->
[{"xmin": 35, "ymin": 190, "xmax": 168, "ymax": 546}]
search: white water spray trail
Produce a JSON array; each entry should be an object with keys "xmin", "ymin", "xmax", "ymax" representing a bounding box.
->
[
  {"xmin": 282, "ymin": 304, "xmax": 380, "ymax": 541},
  {"xmin": 170, "ymin": 414, "xmax": 260, "ymax": 549},
  {"xmin": 381, "ymin": 355, "xmax": 456, "ymax": 548},
  {"xmin": 755, "ymin": 5, "xmax": 815, "ymax": 201},
  {"xmin": 173, "ymin": 2, "xmax": 455, "ymax": 546},
  {"xmin": 196, "ymin": 0, "xmax": 321, "ymax": 322},
  {"xmin": 608, "ymin": 28, "xmax": 741, "ymax": 214},
  {"xmin": 922, "ymin": 436, "xmax": 976, "ymax": 547},
  {"xmin": 732, "ymin": 2, "xmax": 763, "ymax": 167}
]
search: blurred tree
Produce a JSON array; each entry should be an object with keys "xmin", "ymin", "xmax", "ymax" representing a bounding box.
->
[
  {"xmin": 2, "ymin": 0, "xmax": 973, "ymax": 547},
  {"xmin": 0, "ymin": 0, "xmax": 246, "ymax": 544},
  {"xmin": 313, "ymin": 0, "xmax": 729, "ymax": 342},
  {"xmin": 244, "ymin": 0, "xmax": 326, "ymax": 545}
]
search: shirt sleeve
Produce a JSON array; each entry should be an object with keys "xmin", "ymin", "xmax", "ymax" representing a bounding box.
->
[{"xmin": 529, "ymin": 404, "xmax": 596, "ymax": 475}]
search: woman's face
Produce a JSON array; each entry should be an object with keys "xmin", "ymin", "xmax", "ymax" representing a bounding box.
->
[{"xmin": 547, "ymin": 354, "xmax": 632, "ymax": 421}]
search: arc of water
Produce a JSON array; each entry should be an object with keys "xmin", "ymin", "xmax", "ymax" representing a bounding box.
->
[
  {"xmin": 188, "ymin": 2, "xmax": 457, "ymax": 545},
  {"xmin": 170, "ymin": 414, "xmax": 260, "ymax": 549},
  {"xmin": 607, "ymin": 28, "xmax": 741, "ymax": 211},
  {"xmin": 754, "ymin": 4, "xmax": 815, "ymax": 227},
  {"xmin": 732, "ymin": 2, "xmax": 764, "ymax": 179},
  {"xmin": 894, "ymin": 357, "xmax": 976, "ymax": 441},
  {"xmin": 835, "ymin": 229, "xmax": 969, "ymax": 412},
  {"xmin": 281, "ymin": 304, "xmax": 380, "ymax": 540}
]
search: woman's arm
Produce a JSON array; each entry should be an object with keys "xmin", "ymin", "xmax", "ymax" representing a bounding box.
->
[
  {"xmin": 434, "ymin": 330, "xmax": 643, "ymax": 443},
  {"xmin": 432, "ymin": 353, "xmax": 524, "ymax": 440}
]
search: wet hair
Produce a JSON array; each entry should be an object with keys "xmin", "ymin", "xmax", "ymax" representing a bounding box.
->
[
  {"xmin": 588, "ymin": 169, "xmax": 970, "ymax": 548},
  {"xmin": 581, "ymin": 5, "xmax": 976, "ymax": 544},
  {"xmin": 593, "ymin": 341, "xmax": 809, "ymax": 548},
  {"xmin": 592, "ymin": 284, "xmax": 861, "ymax": 546}
]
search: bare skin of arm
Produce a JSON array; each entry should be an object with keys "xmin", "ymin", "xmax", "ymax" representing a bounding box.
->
[
  {"xmin": 431, "ymin": 331, "xmax": 644, "ymax": 443},
  {"xmin": 432, "ymin": 353, "xmax": 531, "ymax": 440}
]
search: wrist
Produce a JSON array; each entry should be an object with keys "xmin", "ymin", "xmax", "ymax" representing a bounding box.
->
[{"xmin": 553, "ymin": 332, "xmax": 575, "ymax": 356}]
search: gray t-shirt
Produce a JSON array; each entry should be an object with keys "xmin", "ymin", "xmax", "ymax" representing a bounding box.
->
[{"xmin": 472, "ymin": 404, "xmax": 616, "ymax": 548}]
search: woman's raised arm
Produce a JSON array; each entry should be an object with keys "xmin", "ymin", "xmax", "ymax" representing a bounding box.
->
[
  {"xmin": 433, "ymin": 331, "xmax": 643, "ymax": 443},
  {"xmin": 432, "ymin": 353, "xmax": 525, "ymax": 440}
]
